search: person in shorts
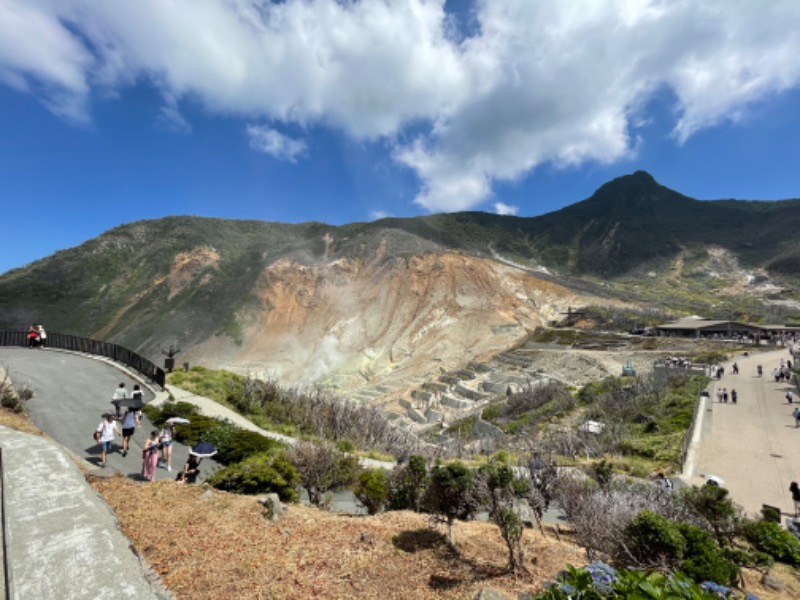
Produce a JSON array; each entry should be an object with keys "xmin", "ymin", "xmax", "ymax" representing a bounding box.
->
[
  {"xmin": 95, "ymin": 413, "xmax": 121, "ymax": 468},
  {"xmin": 159, "ymin": 423, "xmax": 175, "ymax": 471},
  {"xmin": 120, "ymin": 409, "xmax": 137, "ymax": 457}
]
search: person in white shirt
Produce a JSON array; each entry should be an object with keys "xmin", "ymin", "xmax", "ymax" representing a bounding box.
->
[
  {"xmin": 111, "ymin": 382, "xmax": 128, "ymax": 417},
  {"xmin": 95, "ymin": 414, "xmax": 121, "ymax": 468},
  {"xmin": 37, "ymin": 324, "xmax": 47, "ymax": 348}
]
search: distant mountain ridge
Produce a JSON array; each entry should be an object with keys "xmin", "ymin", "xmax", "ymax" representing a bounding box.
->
[{"xmin": 1, "ymin": 172, "xmax": 798, "ymax": 389}]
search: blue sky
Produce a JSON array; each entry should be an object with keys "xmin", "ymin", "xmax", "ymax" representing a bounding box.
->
[{"xmin": 1, "ymin": 0, "xmax": 799, "ymax": 275}]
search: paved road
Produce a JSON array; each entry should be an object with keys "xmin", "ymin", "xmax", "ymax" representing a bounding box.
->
[
  {"xmin": 686, "ymin": 347, "xmax": 800, "ymax": 516},
  {"xmin": 0, "ymin": 347, "xmax": 204, "ymax": 480}
]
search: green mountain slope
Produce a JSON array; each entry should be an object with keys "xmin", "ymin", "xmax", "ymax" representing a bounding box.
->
[{"xmin": 0, "ymin": 171, "xmax": 798, "ymax": 372}]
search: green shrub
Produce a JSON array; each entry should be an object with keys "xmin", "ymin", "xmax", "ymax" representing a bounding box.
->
[
  {"xmin": 761, "ymin": 505, "xmax": 781, "ymax": 523},
  {"xmin": 677, "ymin": 523, "xmax": 739, "ymax": 586},
  {"xmin": 533, "ymin": 562, "xmax": 739, "ymax": 599},
  {"xmin": 742, "ymin": 519, "xmax": 800, "ymax": 566},
  {"xmin": 207, "ymin": 452, "xmax": 299, "ymax": 501},
  {"xmin": 388, "ymin": 455, "xmax": 428, "ymax": 512},
  {"xmin": 680, "ymin": 484, "xmax": 740, "ymax": 546},
  {"xmin": 171, "ymin": 414, "xmax": 226, "ymax": 446},
  {"xmin": 354, "ymin": 468, "xmax": 389, "ymax": 515},
  {"xmin": 336, "ymin": 439, "xmax": 356, "ymax": 453},
  {"xmin": 143, "ymin": 401, "xmax": 199, "ymax": 427},
  {"xmin": 625, "ymin": 510, "xmax": 686, "ymax": 565},
  {"xmin": 215, "ymin": 430, "xmax": 284, "ymax": 464},
  {"xmin": 591, "ymin": 459, "xmax": 614, "ymax": 489}
]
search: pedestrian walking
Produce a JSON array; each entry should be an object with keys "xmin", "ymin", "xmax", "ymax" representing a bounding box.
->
[
  {"xmin": 722, "ymin": 388, "xmax": 728, "ymax": 403},
  {"xmin": 141, "ymin": 431, "xmax": 160, "ymax": 481},
  {"xmin": 159, "ymin": 423, "xmax": 175, "ymax": 471},
  {"xmin": 732, "ymin": 362, "xmax": 739, "ymax": 374},
  {"xmin": 120, "ymin": 409, "xmax": 137, "ymax": 457},
  {"xmin": 716, "ymin": 388, "xmax": 723, "ymax": 403},
  {"xmin": 731, "ymin": 389, "xmax": 737, "ymax": 404},
  {"xmin": 94, "ymin": 413, "xmax": 121, "ymax": 468},
  {"xmin": 793, "ymin": 407, "xmax": 800, "ymax": 428},
  {"xmin": 112, "ymin": 382, "xmax": 128, "ymax": 417},
  {"xmin": 787, "ymin": 391, "xmax": 794, "ymax": 404},
  {"xmin": 757, "ymin": 365, "xmax": 763, "ymax": 377},
  {"xmin": 131, "ymin": 384, "xmax": 143, "ymax": 425},
  {"xmin": 790, "ymin": 482, "xmax": 800, "ymax": 517}
]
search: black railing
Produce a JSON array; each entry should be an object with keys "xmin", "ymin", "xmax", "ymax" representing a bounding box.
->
[{"xmin": 0, "ymin": 331, "xmax": 165, "ymax": 389}]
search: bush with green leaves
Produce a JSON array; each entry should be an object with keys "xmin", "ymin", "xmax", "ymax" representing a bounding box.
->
[
  {"xmin": 625, "ymin": 510, "xmax": 687, "ymax": 566},
  {"xmin": 623, "ymin": 510, "xmax": 738, "ymax": 586},
  {"xmin": 741, "ymin": 519, "xmax": 800, "ymax": 566},
  {"xmin": 215, "ymin": 429, "xmax": 283, "ymax": 464},
  {"xmin": 533, "ymin": 562, "xmax": 757, "ymax": 599},
  {"xmin": 388, "ymin": 455, "xmax": 428, "ymax": 512},
  {"xmin": 677, "ymin": 523, "xmax": 739, "ymax": 586},
  {"xmin": 680, "ymin": 484, "xmax": 741, "ymax": 546},
  {"xmin": 354, "ymin": 468, "xmax": 390, "ymax": 515},
  {"xmin": 143, "ymin": 401, "xmax": 199, "ymax": 426},
  {"xmin": 207, "ymin": 452, "xmax": 299, "ymax": 501},
  {"xmin": 422, "ymin": 462, "xmax": 476, "ymax": 547}
]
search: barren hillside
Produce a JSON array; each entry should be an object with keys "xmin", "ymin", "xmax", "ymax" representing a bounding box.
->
[{"xmin": 181, "ymin": 251, "xmax": 603, "ymax": 393}]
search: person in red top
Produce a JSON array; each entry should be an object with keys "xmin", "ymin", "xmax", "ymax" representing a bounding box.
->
[{"xmin": 26, "ymin": 325, "xmax": 39, "ymax": 348}]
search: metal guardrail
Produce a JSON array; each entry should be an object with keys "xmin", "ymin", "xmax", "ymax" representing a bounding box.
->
[
  {"xmin": 0, "ymin": 448, "xmax": 11, "ymax": 600},
  {"xmin": 0, "ymin": 331, "xmax": 165, "ymax": 389}
]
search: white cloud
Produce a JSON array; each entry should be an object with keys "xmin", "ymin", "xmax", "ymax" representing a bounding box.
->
[
  {"xmin": 1, "ymin": 0, "xmax": 799, "ymax": 209},
  {"xmin": 369, "ymin": 210, "xmax": 392, "ymax": 221},
  {"xmin": 156, "ymin": 104, "xmax": 192, "ymax": 134},
  {"xmin": 493, "ymin": 202, "xmax": 518, "ymax": 216},
  {"xmin": 247, "ymin": 125, "xmax": 307, "ymax": 162}
]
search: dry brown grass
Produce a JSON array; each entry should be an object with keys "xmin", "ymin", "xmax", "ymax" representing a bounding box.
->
[
  {"xmin": 0, "ymin": 406, "xmax": 44, "ymax": 435},
  {"xmin": 91, "ymin": 475, "xmax": 584, "ymax": 599}
]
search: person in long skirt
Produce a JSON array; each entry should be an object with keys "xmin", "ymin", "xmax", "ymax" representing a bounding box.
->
[{"xmin": 141, "ymin": 431, "xmax": 160, "ymax": 481}]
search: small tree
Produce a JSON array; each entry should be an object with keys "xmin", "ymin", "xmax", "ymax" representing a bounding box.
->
[
  {"xmin": 288, "ymin": 441, "xmax": 361, "ymax": 508},
  {"xmin": 354, "ymin": 468, "xmax": 390, "ymax": 515},
  {"xmin": 474, "ymin": 459, "xmax": 530, "ymax": 573},
  {"xmin": 389, "ymin": 455, "xmax": 428, "ymax": 512},
  {"xmin": 680, "ymin": 484, "xmax": 740, "ymax": 547},
  {"xmin": 422, "ymin": 462, "xmax": 475, "ymax": 548}
]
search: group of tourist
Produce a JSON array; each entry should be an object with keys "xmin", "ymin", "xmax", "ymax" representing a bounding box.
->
[
  {"xmin": 663, "ymin": 356, "xmax": 693, "ymax": 368},
  {"xmin": 715, "ymin": 387, "xmax": 737, "ymax": 404},
  {"xmin": 93, "ymin": 381, "xmax": 200, "ymax": 482},
  {"xmin": 26, "ymin": 323, "xmax": 46, "ymax": 348}
]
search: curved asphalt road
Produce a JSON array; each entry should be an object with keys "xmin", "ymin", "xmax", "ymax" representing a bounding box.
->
[{"xmin": 0, "ymin": 347, "xmax": 203, "ymax": 480}]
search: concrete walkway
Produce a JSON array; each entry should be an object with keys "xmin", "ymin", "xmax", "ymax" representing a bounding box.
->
[
  {"xmin": 0, "ymin": 427, "xmax": 164, "ymax": 599},
  {"xmin": 685, "ymin": 347, "xmax": 800, "ymax": 517}
]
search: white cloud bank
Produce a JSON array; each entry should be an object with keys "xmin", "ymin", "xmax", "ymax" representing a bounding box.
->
[{"xmin": 2, "ymin": 0, "xmax": 799, "ymax": 211}]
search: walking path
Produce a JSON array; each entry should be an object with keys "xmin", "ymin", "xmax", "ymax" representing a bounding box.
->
[{"xmin": 684, "ymin": 347, "xmax": 800, "ymax": 516}]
